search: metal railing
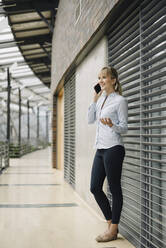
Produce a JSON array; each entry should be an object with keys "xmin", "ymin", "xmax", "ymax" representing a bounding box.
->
[{"xmin": 9, "ymin": 138, "xmax": 50, "ymax": 158}]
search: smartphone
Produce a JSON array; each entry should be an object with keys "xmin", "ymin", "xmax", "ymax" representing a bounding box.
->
[{"xmin": 94, "ymin": 83, "xmax": 101, "ymax": 94}]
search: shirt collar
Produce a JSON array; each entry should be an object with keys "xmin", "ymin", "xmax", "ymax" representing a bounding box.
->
[{"xmin": 102, "ymin": 91, "xmax": 117, "ymax": 98}]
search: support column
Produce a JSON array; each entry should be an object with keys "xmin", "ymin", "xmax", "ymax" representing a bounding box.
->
[
  {"xmin": 46, "ymin": 111, "xmax": 49, "ymax": 143},
  {"xmin": 37, "ymin": 106, "xmax": 39, "ymax": 139},
  {"xmin": 27, "ymin": 100, "xmax": 30, "ymax": 141},
  {"xmin": 7, "ymin": 68, "xmax": 11, "ymax": 143},
  {"xmin": 18, "ymin": 88, "xmax": 21, "ymax": 146}
]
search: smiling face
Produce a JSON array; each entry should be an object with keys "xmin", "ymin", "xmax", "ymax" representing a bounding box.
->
[{"xmin": 98, "ymin": 69, "xmax": 116, "ymax": 93}]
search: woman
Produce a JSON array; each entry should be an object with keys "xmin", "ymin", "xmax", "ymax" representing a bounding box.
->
[{"xmin": 88, "ymin": 66, "xmax": 128, "ymax": 242}]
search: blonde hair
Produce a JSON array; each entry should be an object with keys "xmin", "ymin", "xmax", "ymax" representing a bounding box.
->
[{"xmin": 101, "ymin": 66, "xmax": 122, "ymax": 95}]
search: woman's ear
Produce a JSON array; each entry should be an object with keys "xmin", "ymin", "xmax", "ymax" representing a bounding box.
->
[{"xmin": 111, "ymin": 78, "xmax": 116, "ymax": 86}]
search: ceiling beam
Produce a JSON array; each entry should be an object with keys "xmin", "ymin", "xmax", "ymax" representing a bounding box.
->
[
  {"xmin": 0, "ymin": 53, "xmax": 21, "ymax": 60},
  {"xmin": 2, "ymin": 0, "xmax": 59, "ymax": 88},
  {"xmin": 35, "ymin": 71, "xmax": 50, "ymax": 77},
  {"xmin": 12, "ymin": 74, "xmax": 34, "ymax": 79},
  {"xmin": 0, "ymin": 61, "xmax": 28, "ymax": 68},
  {"xmin": 14, "ymin": 27, "xmax": 50, "ymax": 34},
  {"xmin": 0, "ymin": 40, "xmax": 23, "ymax": 46},
  {"xmin": 24, "ymin": 84, "xmax": 46, "ymax": 89},
  {"xmin": 22, "ymin": 46, "xmax": 51, "ymax": 52},
  {"xmin": 11, "ymin": 18, "xmax": 50, "ymax": 25},
  {"xmin": 26, "ymin": 56, "xmax": 50, "ymax": 64},
  {"xmin": 15, "ymin": 34, "xmax": 52, "ymax": 45},
  {"xmin": 36, "ymin": 9, "xmax": 53, "ymax": 33},
  {"xmin": 43, "ymin": 82, "xmax": 50, "ymax": 88},
  {"xmin": 3, "ymin": 0, "xmax": 59, "ymax": 13},
  {"xmin": 24, "ymin": 52, "xmax": 47, "ymax": 57},
  {"xmin": 35, "ymin": 91, "xmax": 50, "ymax": 95},
  {"xmin": 0, "ymin": 50, "xmax": 19, "ymax": 56},
  {"xmin": 0, "ymin": 42, "xmax": 19, "ymax": 49},
  {"xmin": 40, "ymin": 44, "xmax": 51, "ymax": 61}
]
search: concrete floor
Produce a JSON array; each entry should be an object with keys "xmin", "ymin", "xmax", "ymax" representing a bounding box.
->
[{"xmin": 0, "ymin": 147, "xmax": 135, "ymax": 248}]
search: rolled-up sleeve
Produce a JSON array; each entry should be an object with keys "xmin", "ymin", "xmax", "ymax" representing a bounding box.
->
[
  {"xmin": 111, "ymin": 99, "xmax": 128, "ymax": 134},
  {"xmin": 88, "ymin": 102, "xmax": 97, "ymax": 124}
]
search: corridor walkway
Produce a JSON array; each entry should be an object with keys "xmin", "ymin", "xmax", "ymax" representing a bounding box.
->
[{"xmin": 0, "ymin": 147, "xmax": 135, "ymax": 248}]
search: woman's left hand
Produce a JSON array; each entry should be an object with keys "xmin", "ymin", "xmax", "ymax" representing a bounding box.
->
[{"xmin": 100, "ymin": 118, "xmax": 113, "ymax": 127}]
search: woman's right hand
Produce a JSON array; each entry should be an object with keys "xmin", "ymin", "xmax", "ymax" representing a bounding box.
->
[{"xmin": 93, "ymin": 90, "xmax": 102, "ymax": 103}]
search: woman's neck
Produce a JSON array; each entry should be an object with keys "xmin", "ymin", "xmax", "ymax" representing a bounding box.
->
[{"xmin": 105, "ymin": 88, "xmax": 115, "ymax": 96}]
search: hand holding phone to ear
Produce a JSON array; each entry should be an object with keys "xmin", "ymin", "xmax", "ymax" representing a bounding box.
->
[{"xmin": 93, "ymin": 83, "xmax": 102, "ymax": 102}]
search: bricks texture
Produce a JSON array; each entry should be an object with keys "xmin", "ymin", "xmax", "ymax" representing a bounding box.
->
[{"xmin": 51, "ymin": 0, "xmax": 120, "ymax": 93}]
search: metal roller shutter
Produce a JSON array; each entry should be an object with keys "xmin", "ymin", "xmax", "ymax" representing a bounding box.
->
[
  {"xmin": 107, "ymin": 0, "xmax": 166, "ymax": 247},
  {"xmin": 64, "ymin": 73, "xmax": 76, "ymax": 188}
]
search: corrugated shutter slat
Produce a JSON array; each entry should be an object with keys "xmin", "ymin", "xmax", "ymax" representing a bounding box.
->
[
  {"xmin": 107, "ymin": 0, "xmax": 166, "ymax": 247},
  {"xmin": 64, "ymin": 73, "xmax": 75, "ymax": 188}
]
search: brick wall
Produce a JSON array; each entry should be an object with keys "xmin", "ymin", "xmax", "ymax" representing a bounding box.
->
[{"xmin": 51, "ymin": 0, "xmax": 120, "ymax": 93}]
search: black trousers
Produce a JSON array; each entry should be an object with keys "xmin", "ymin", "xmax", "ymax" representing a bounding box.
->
[{"xmin": 90, "ymin": 145, "xmax": 125, "ymax": 224}]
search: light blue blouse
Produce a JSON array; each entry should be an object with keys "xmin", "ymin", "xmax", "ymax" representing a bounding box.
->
[{"xmin": 88, "ymin": 92, "xmax": 128, "ymax": 149}]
